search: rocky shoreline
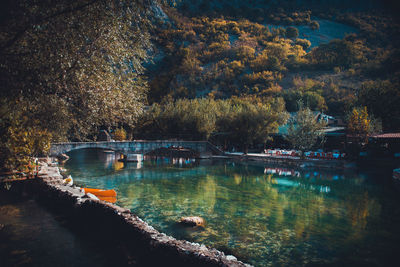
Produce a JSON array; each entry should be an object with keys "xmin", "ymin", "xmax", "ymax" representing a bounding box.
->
[{"xmin": 1, "ymin": 160, "xmax": 250, "ymax": 267}]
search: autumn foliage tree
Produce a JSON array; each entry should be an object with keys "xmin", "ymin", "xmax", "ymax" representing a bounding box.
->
[
  {"xmin": 113, "ymin": 128, "xmax": 127, "ymax": 141},
  {"xmin": 347, "ymin": 107, "xmax": 372, "ymax": 143},
  {"xmin": 0, "ymin": 99, "xmax": 51, "ymax": 172}
]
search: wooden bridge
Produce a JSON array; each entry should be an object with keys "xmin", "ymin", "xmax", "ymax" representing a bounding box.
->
[{"xmin": 50, "ymin": 140, "xmax": 223, "ymax": 158}]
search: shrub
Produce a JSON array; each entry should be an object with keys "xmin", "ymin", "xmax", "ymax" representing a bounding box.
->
[
  {"xmin": 310, "ymin": 20, "xmax": 320, "ymax": 30},
  {"xmin": 4, "ymin": 125, "xmax": 52, "ymax": 172},
  {"xmin": 295, "ymin": 38, "xmax": 311, "ymax": 50},
  {"xmin": 286, "ymin": 26, "xmax": 299, "ymax": 39},
  {"xmin": 114, "ymin": 128, "xmax": 127, "ymax": 141}
]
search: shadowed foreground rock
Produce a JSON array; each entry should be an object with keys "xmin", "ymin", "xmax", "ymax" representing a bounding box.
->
[{"xmin": 1, "ymin": 163, "xmax": 251, "ymax": 267}]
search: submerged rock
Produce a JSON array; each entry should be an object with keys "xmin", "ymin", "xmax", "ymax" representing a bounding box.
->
[{"xmin": 179, "ymin": 216, "xmax": 205, "ymax": 227}]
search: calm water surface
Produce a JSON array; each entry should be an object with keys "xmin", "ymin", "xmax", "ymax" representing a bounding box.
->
[
  {"xmin": 64, "ymin": 149, "xmax": 400, "ymax": 266},
  {"xmin": 0, "ymin": 191, "xmax": 137, "ymax": 266}
]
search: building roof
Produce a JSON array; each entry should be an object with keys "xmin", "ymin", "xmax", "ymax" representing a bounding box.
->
[{"xmin": 372, "ymin": 133, "xmax": 400, "ymax": 139}]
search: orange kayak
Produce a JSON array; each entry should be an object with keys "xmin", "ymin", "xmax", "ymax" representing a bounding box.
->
[{"xmin": 83, "ymin": 188, "xmax": 117, "ymax": 197}]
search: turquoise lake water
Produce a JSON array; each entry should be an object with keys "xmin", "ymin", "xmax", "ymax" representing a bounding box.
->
[{"xmin": 64, "ymin": 149, "xmax": 400, "ymax": 266}]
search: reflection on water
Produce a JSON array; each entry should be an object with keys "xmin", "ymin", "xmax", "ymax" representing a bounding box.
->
[
  {"xmin": 64, "ymin": 149, "xmax": 400, "ymax": 266},
  {"xmin": 264, "ymin": 168, "xmax": 331, "ymax": 193},
  {"xmin": 265, "ymin": 167, "xmax": 301, "ymax": 177}
]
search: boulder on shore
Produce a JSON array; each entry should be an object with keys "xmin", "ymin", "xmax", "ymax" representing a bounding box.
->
[{"xmin": 179, "ymin": 216, "xmax": 205, "ymax": 227}]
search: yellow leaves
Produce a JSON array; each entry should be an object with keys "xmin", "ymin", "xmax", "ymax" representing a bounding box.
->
[
  {"xmin": 347, "ymin": 106, "xmax": 371, "ymax": 141},
  {"xmin": 5, "ymin": 122, "xmax": 52, "ymax": 172},
  {"xmin": 236, "ymin": 45, "xmax": 256, "ymax": 60},
  {"xmin": 231, "ymin": 26, "xmax": 241, "ymax": 35},
  {"xmin": 249, "ymin": 52, "xmax": 269, "ymax": 71},
  {"xmin": 243, "ymin": 71, "xmax": 276, "ymax": 85},
  {"xmin": 209, "ymin": 42, "xmax": 226, "ymax": 50},
  {"xmin": 114, "ymin": 128, "xmax": 127, "ymax": 141},
  {"xmin": 155, "ymin": 10, "xmax": 312, "ymax": 100},
  {"xmin": 229, "ymin": 60, "xmax": 244, "ymax": 69},
  {"xmin": 264, "ymin": 41, "xmax": 291, "ymax": 61}
]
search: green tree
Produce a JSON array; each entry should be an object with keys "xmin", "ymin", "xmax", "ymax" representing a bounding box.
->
[
  {"xmin": 283, "ymin": 78, "xmax": 327, "ymax": 112},
  {"xmin": 137, "ymin": 98, "xmax": 219, "ymax": 140},
  {"xmin": 307, "ymin": 38, "xmax": 367, "ymax": 69},
  {"xmin": 217, "ymin": 97, "xmax": 288, "ymax": 153},
  {"xmin": 285, "ymin": 105, "xmax": 326, "ymax": 152},
  {"xmin": 0, "ymin": 0, "xmax": 151, "ymax": 141},
  {"xmin": 356, "ymin": 80, "xmax": 400, "ymax": 131},
  {"xmin": 136, "ymin": 97, "xmax": 288, "ymax": 151}
]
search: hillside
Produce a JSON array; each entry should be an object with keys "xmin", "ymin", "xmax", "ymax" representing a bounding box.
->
[{"xmin": 144, "ymin": 0, "xmax": 400, "ymax": 131}]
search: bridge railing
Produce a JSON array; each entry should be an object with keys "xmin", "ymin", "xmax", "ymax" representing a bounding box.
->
[
  {"xmin": 51, "ymin": 140, "xmax": 219, "ymax": 145},
  {"xmin": 50, "ymin": 140, "xmax": 225, "ymax": 156}
]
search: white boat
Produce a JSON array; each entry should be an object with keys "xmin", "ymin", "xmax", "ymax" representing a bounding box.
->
[{"xmin": 125, "ymin": 154, "xmax": 143, "ymax": 162}]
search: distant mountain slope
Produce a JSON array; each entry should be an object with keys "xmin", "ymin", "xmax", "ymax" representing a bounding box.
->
[{"xmin": 145, "ymin": 1, "xmax": 400, "ymax": 130}]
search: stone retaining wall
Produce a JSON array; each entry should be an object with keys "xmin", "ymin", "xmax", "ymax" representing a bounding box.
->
[{"xmin": 2, "ymin": 163, "xmax": 250, "ymax": 267}]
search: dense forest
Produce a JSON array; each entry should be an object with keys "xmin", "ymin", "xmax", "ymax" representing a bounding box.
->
[{"xmin": 1, "ymin": 0, "xmax": 400, "ymax": 170}]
